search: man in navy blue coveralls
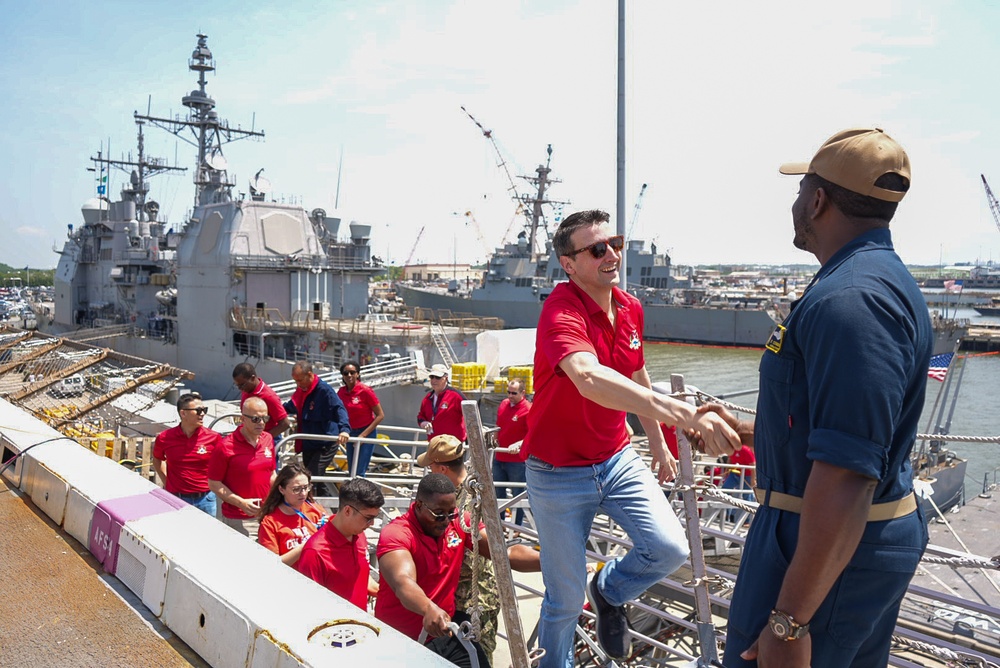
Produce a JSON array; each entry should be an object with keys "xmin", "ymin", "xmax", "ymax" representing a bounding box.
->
[{"xmin": 703, "ymin": 129, "xmax": 933, "ymax": 667}]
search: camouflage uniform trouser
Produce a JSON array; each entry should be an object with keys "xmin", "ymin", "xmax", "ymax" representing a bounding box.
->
[{"xmin": 456, "ymin": 552, "xmax": 500, "ymax": 665}]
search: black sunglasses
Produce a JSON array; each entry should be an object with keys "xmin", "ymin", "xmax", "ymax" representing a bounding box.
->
[
  {"xmin": 422, "ymin": 504, "xmax": 460, "ymax": 522},
  {"xmin": 564, "ymin": 235, "xmax": 625, "ymax": 260},
  {"xmin": 181, "ymin": 406, "xmax": 209, "ymax": 416}
]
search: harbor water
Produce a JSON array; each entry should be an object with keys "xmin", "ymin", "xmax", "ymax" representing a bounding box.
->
[{"xmin": 642, "ymin": 315, "xmax": 1000, "ymax": 497}]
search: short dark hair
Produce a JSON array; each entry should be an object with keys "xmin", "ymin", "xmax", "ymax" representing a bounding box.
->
[
  {"xmin": 292, "ymin": 360, "xmax": 314, "ymax": 375},
  {"xmin": 340, "ymin": 361, "xmax": 360, "ymax": 376},
  {"xmin": 438, "ymin": 458, "xmax": 466, "ymax": 474},
  {"xmin": 339, "ymin": 477, "xmax": 384, "ymax": 509},
  {"xmin": 552, "ymin": 209, "xmax": 611, "ymax": 257},
  {"xmin": 417, "ymin": 473, "xmax": 456, "ymax": 502},
  {"xmin": 232, "ymin": 362, "xmax": 256, "ymax": 380},
  {"xmin": 177, "ymin": 392, "xmax": 202, "ymax": 411},
  {"xmin": 806, "ymin": 173, "xmax": 907, "ymax": 225}
]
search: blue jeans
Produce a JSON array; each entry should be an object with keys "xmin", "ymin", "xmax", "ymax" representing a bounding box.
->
[
  {"xmin": 525, "ymin": 446, "xmax": 689, "ymax": 668},
  {"xmin": 176, "ymin": 490, "xmax": 217, "ymax": 517},
  {"xmin": 347, "ymin": 427, "xmax": 377, "ymax": 477},
  {"xmin": 492, "ymin": 459, "xmax": 527, "ymax": 525}
]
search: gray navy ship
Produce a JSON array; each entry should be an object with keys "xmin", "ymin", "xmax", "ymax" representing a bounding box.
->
[
  {"xmin": 396, "ymin": 145, "xmax": 788, "ymax": 347},
  {"xmin": 48, "ymin": 35, "xmax": 472, "ymax": 413}
]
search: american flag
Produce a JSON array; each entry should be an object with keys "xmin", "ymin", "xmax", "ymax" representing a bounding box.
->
[
  {"xmin": 928, "ymin": 353, "xmax": 954, "ymax": 381},
  {"xmin": 943, "ymin": 279, "xmax": 964, "ymax": 294}
]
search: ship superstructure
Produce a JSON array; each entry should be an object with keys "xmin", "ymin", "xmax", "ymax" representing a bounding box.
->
[{"xmin": 49, "ymin": 35, "xmax": 465, "ymax": 403}]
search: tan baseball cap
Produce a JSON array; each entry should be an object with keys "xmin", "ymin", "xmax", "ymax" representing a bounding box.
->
[
  {"xmin": 779, "ymin": 128, "xmax": 910, "ymax": 203},
  {"xmin": 417, "ymin": 434, "xmax": 465, "ymax": 467}
]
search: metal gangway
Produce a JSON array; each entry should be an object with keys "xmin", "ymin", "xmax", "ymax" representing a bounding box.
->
[{"xmin": 268, "ymin": 355, "xmax": 423, "ymax": 398}]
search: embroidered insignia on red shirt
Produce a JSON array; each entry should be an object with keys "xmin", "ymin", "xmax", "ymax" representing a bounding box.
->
[
  {"xmin": 446, "ymin": 528, "xmax": 462, "ymax": 548},
  {"xmin": 629, "ymin": 330, "xmax": 641, "ymax": 350}
]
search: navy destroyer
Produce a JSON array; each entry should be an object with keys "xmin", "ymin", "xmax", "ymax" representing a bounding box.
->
[
  {"xmin": 396, "ymin": 143, "xmax": 787, "ymax": 347},
  {"xmin": 48, "ymin": 35, "xmax": 477, "ymax": 412}
]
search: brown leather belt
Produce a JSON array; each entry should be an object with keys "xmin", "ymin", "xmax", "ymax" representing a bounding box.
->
[{"xmin": 754, "ymin": 488, "xmax": 917, "ymax": 522}]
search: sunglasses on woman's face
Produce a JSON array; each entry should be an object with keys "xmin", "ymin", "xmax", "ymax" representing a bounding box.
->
[{"xmin": 564, "ymin": 235, "xmax": 625, "ymax": 260}]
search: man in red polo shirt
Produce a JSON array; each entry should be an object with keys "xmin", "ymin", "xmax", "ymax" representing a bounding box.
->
[
  {"xmin": 295, "ymin": 477, "xmax": 384, "ymax": 609},
  {"xmin": 522, "ymin": 209, "xmax": 740, "ymax": 667},
  {"xmin": 375, "ymin": 473, "xmax": 538, "ymax": 644},
  {"xmin": 152, "ymin": 392, "xmax": 221, "ymax": 516},
  {"xmin": 417, "ymin": 364, "xmax": 466, "ymax": 442},
  {"xmin": 493, "ymin": 378, "xmax": 531, "ymax": 526},
  {"xmin": 208, "ymin": 396, "xmax": 277, "ymax": 540},
  {"xmin": 232, "ymin": 363, "xmax": 291, "ymax": 440}
]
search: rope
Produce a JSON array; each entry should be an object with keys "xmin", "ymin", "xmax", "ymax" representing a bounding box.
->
[
  {"xmin": 683, "ymin": 390, "xmax": 1000, "ymax": 444},
  {"xmin": 458, "ymin": 471, "xmax": 483, "ymax": 641},
  {"xmin": 680, "ymin": 483, "xmax": 1000, "ymax": 573},
  {"xmin": 921, "ymin": 555, "xmax": 1000, "ymax": 569},
  {"xmin": 891, "ymin": 634, "xmax": 1000, "ymax": 667}
]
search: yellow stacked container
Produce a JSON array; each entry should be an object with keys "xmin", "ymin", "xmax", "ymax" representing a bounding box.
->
[
  {"xmin": 507, "ymin": 366, "xmax": 534, "ymax": 395},
  {"xmin": 450, "ymin": 363, "xmax": 486, "ymax": 392},
  {"xmin": 494, "ymin": 377, "xmax": 508, "ymax": 394}
]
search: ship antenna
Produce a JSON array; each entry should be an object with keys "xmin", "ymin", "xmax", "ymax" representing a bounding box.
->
[{"xmin": 135, "ymin": 34, "xmax": 265, "ymax": 207}]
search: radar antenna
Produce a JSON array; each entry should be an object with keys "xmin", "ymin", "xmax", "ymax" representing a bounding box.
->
[{"xmin": 135, "ymin": 34, "xmax": 265, "ymax": 207}]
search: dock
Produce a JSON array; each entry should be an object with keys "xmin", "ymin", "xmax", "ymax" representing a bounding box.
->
[
  {"xmin": 960, "ymin": 323, "xmax": 1000, "ymax": 353},
  {"xmin": 0, "ymin": 477, "xmax": 205, "ymax": 667}
]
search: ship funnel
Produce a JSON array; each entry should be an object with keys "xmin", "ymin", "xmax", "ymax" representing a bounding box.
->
[{"xmin": 349, "ymin": 221, "xmax": 371, "ymax": 244}]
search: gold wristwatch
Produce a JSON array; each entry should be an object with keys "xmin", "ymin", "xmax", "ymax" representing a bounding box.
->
[{"xmin": 768, "ymin": 609, "xmax": 810, "ymax": 641}]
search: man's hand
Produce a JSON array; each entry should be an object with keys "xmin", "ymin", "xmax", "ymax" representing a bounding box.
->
[
  {"xmin": 684, "ymin": 404, "xmax": 753, "ymax": 454},
  {"xmin": 421, "ymin": 421, "xmax": 433, "ymax": 435},
  {"xmin": 421, "ymin": 601, "xmax": 452, "ymax": 638},
  {"xmin": 240, "ymin": 497, "xmax": 262, "ymax": 515},
  {"xmin": 337, "ymin": 431, "xmax": 350, "ymax": 447},
  {"xmin": 647, "ymin": 438, "xmax": 678, "ymax": 484},
  {"xmin": 683, "ymin": 408, "xmax": 740, "ymax": 457},
  {"xmin": 741, "ymin": 626, "xmax": 812, "ymax": 667}
]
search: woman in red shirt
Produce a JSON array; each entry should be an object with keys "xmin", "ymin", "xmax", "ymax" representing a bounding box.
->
[{"xmin": 257, "ymin": 464, "xmax": 328, "ymax": 566}]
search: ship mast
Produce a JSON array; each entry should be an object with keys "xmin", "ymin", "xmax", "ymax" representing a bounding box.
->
[
  {"xmin": 517, "ymin": 144, "xmax": 562, "ymax": 257},
  {"xmin": 89, "ymin": 121, "xmax": 186, "ymax": 220},
  {"xmin": 135, "ymin": 34, "xmax": 265, "ymax": 207}
]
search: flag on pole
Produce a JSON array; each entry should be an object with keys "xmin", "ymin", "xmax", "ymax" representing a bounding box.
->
[
  {"xmin": 943, "ymin": 279, "xmax": 964, "ymax": 294},
  {"xmin": 927, "ymin": 353, "xmax": 953, "ymax": 381}
]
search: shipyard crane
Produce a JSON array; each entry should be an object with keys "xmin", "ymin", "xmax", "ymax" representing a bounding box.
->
[
  {"xmin": 457, "ymin": 210, "xmax": 492, "ymax": 258},
  {"xmin": 981, "ymin": 174, "xmax": 1000, "ymax": 234},
  {"xmin": 404, "ymin": 225, "xmax": 426, "ymax": 267},
  {"xmin": 627, "ymin": 183, "xmax": 648, "ymax": 241},
  {"xmin": 461, "ymin": 106, "xmax": 531, "ymax": 245}
]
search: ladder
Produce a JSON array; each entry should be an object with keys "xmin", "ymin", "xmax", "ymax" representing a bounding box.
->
[{"xmin": 430, "ymin": 322, "xmax": 457, "ymax": 368}]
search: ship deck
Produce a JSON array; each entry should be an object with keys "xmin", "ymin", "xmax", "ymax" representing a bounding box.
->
[{"xmin": 0, "ymin": 477, "xmax": 206, "ymax": 667}]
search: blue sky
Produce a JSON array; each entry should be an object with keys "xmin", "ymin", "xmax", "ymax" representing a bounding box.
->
[{"xmin": 2, "ymin": 0, "xmax": 999, "ymax": 270}]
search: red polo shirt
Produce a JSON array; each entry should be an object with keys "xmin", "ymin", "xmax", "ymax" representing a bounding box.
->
[
  {"xmin": 240, "ymin": 379, "xmax": 288, "ymax": 434},
  {"xmin": 416, "ymin": 387, "xmax": 467, "ymax": 441},
  {"xmin": 523, "ymin": 282, "xmax": 645, "ymax": 467},
  {"xmin": 374, "ymin": 505, "xmax": 474, "ymax": 639},
  {"xmin": 152, "ymin": 425, "xmax": 222, "ymax": 494},
  {"xmin": 337, "ymin": 383, "xmax": 381, "ymax": 430},
  {"xmin": 495, "ymin": 398, "xmax": 531, "ymax": 462},
  {"xmin": 296, "ymin": 517, "xmax": 371, "ymax": 609},
  {"xmin": 258, "ymin": 502, "xmax": 325, "ymax": 556},
  {"xmin": 207, "ymin": 429, "xmax": 276, "ymax": 520}
]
